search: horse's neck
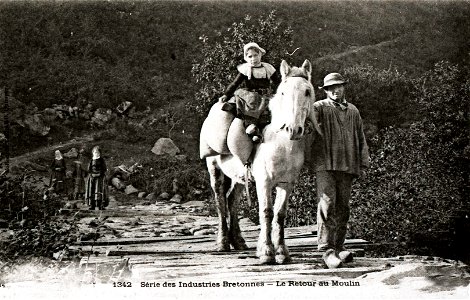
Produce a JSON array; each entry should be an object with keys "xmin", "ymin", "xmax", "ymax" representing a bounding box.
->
[{"xmin": 262, "ymin": 125, "xmax": 306, "ymax": 153}]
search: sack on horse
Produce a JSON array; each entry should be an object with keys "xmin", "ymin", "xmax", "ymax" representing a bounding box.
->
[{"xmin": 199, "ymin": 101, "xmax": 253, "ymax": 164}]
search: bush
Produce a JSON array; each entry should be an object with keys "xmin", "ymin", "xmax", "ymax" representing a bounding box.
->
[
  {"xmin": 129, "ymin": 156, "xmax": 211, "ymax": 202},
  {"xmin": 190, "ymin": 10, "xmax": 294, "ymax": 117},
  {"xmin": 341, "ymin": 64, "xmax": 416, "ymax": 128},
  {"xmin": 412, "ymin": 61, "xmax": 470, "ymax": 161},
  {"xmin": 0, "ymin": 173, "xmax": 79, "ymax": 261},
  {"xmin": 347, "ymin": 61, "xmax": 469, "ymax": 258}
]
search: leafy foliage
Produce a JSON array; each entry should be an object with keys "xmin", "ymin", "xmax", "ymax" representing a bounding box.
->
[
  {"xmin": 190, "ymin": 11, "xmax": 294, "ymax": 117},
  {"xmin": 348, "ymin": 62, "xmax": 469, "ymax": 257},
  {"xmin": 129, "ymin": 156, "xmax": 210, "ymax": 202},
  {"xmin": 341, "ymin": 64, "xmax": 416, "ymax": 128},
  {"xmin": 0, "ymin": 173, "xmax": 79, "ymax": 261}
]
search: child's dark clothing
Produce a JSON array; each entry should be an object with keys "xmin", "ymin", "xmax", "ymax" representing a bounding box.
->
[
  {"xmin": 222, "ymin": 62, "xmax": 281, "ymax": 142},
  {"xmin": 50, "ymin": 158, "xmax": 66, "ymax": 193}
]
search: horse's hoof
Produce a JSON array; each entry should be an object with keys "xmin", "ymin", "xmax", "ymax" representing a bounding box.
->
[
  {"xmin": 230, "ymin": 238, "xmax": 248, "ymax": 250},
  {"xmin": 275, "ymin": 254, "xmax": 292, "ymax": 264},
  {"xmin": 259, "ymin": 255, "xmax": 275, "ymax": 265},
  {"xmin": 322, "ymin": 249, "xmax": 342, "ymax": 269},
  {"xmin": 338, "ymin": 250, "xmax": 353, "ymax": 263},
  {"xmin": 217, "ymin": 239, "xmax": 231, "ymax": 252},
  {"xmin": 233, "ymin": 242, "xmax": 248, "ymax": 250}
]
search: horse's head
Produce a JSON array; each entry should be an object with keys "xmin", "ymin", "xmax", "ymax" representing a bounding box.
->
[{"xmin": 269, "ymin": 59, "xmax": 315, "ymax": 140}]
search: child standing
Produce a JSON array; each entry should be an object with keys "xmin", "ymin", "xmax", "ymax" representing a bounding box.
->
[
  {"xmin": 219, "ymin": 42, "xmax": 281, "ymax": 143},
  {"xmin": 49, "ymin": 150, "xmax": 67, "ymax": 194}
]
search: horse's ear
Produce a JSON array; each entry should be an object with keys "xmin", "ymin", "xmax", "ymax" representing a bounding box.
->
[
  {"xmin": 301, "ymin": 59, "xmax": 312, "ymax": 81},
  {"xmin": 280, "ymin": 60, "xmax": 290, "ymax": 80}
]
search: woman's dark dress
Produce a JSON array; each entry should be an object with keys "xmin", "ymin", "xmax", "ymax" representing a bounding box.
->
[{"xmin": 85, "ymin": 157, "xmax": 108, "ymax": 209}]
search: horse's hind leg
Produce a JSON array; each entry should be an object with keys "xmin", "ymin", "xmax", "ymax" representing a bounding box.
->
[
  {"xmin": 272, "ymin": 184, "xmax": 292, "ymax": 264},
  {"xmin": 206, "ymin": 157, "xmax": 230, "ymax": 252},
  {"xmin": 227, "ymin": 182, "xmax": 248, "ymax": 250}
]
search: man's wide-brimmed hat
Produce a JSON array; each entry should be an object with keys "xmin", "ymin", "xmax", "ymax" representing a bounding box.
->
[
  {"xmin": 243, "ymin": 42, "xmax": 266, "ymax": 57},
  {"xmin": 320, "ymin": 73, "xmax": 348, "ymax": 89}
]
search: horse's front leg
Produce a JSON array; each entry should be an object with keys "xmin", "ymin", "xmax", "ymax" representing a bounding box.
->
[
  {"xmin": 272, "ymin": 184, "xmax": 293, "ymax": 264},
  {"xmin": 256, "ymin": 179, "xmax": 275, "ymax": 264},
  {"xmin": 206, "ymin": 158, "xmax": 230, "ymax": 251},
  {"xmin": 227, "ymin": 183, "xmax": 248, "ymax": 250}
]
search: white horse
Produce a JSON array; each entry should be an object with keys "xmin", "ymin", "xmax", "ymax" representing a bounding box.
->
[{"xmin": 203, "ymin": 59, "xmax": 317, "ymax": 264}]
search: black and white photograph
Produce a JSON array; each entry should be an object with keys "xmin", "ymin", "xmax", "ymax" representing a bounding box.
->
[{"xmin": 0, "ymin": 0, "xmax": 469, "ymax": 299}]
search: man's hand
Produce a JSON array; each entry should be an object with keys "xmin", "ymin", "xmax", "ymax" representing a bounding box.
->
[
  {"xmin": 360, "ymin": 169, "xmax": 367, "ymax": 178},
  {"xmin": 218, "ymin": 95, "xmax": 228, "ymax": 103}
]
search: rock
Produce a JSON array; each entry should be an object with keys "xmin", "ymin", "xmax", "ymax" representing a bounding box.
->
[
  {"xmin": 23, "ymin": 114, "xmax": 50, "ymax": 136},
  {"xmin": 111, "ymin": 177, "xmax": 127, "ymax": 190},
  {"xmin": 116, "ymin": 101, "xmax": 134, "ymax": 116},
  {"xmin": 146, "ymin": 192, "xmax": 157, "ymax": 201},
  {"xmin": 170, "ymin": 194, "xmax": 183, "ymax": 203},
  {"xmin": 111, "ymin": 165, "xmax": 131, "ymax": 181},
  {"xmin": 124, "ymin": 185, "xmax": 139, "ymax": 195},
  {"xmin": 138, "ymin": 192, "xmax": 147, "ymax": 198},
  {"xmin": 43, "ymin": 108, "xmax": 58, "ymax": 122},
  {"xmin": 53, "ymin": 250, "xmax": 64, "ymax": 261},
  {"xmin": 91, "ymin": 108, "xmax": 115, "ymax": 127},
  {"xmin": 159, "ymin": 192, "xmax": 170, "ymax": 200},
  {"xmin": 151, "ymin": 138, "xmax": 180, "ymax": 156},
  {"xmin": 63, "ymin": 147, "xmax": 79, "ymax": 158}
]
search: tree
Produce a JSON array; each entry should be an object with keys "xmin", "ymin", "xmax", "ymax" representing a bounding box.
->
[{"xmin": 190, "ymin": 11, "xmax": 294, "ymax": 117}]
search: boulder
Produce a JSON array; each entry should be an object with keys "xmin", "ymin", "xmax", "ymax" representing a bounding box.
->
[
  {"xmin": 43, "ymin": 108, "xmax": 58, "ymax": 122},
  {"xmin": 111, "ymin": 177, "xmax": 127, "ymax": 190},
  {"xmin": 23, "ymin": 114, "xmax": 50, "ymax": 136},
  {"xmin": 151, "ymin": 138, "xmax": 180, "ymax": 156},
  {"xmin": 137, "ymin": 191, "xmax": 147, "ymax": 198},
  {"xmin": 170, "ymin": 194, "xmax": 183, "ymax": 203},
  {"xmin": 111, "ymin": 165, "xmax": 131, "ymax": 181},
  {"xmin": 146, "ymin": 192, "xmax": 157, "ymax": 201},
  {"xmin": 159, "ymin": 192, "xmax": 170, "ymax": 200},
  {"xmin": 124, "ymin": 185, "xmax": 139, "ymax": 195},
  {"xmin": 91, "ymin": 108, "xmax": 115, "ymax": 127}
]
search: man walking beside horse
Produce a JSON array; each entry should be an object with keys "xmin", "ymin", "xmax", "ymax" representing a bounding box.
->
[{"xmin": 309, "ymin": 72, "xmax": 370, "ymax": 268}]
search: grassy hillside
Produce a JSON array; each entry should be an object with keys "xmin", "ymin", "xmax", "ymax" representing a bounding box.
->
[{"xmin": 0, "ymin": 0, "xmax": 468, "ymax": 110}]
